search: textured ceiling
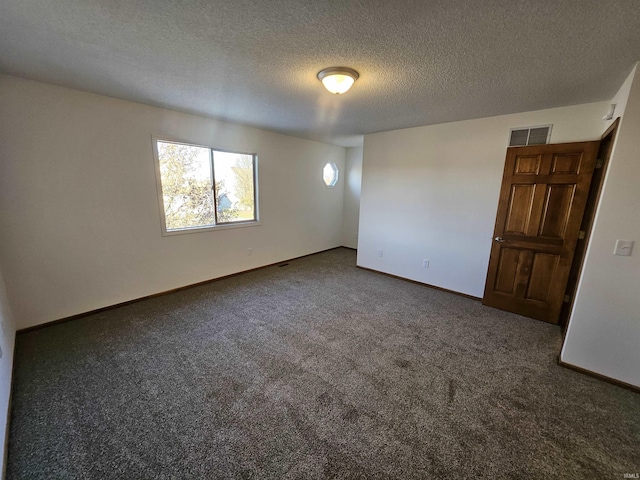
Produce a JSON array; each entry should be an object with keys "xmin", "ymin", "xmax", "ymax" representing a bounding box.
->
[{"xmin": 1, "ymin": 1, "xmax": 639, "ymax": 146}]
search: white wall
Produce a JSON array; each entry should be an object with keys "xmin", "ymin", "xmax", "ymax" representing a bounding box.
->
[
  {"xmin": 561, "ymin": 64, "xmax": 640, "ymax": 388},
  {"xmin": 342, "ymin": 146, "xmax": 363, "ymax": 249},
  {"xmin": 604, "ymin": 64, "xmax": 636, "ymax": 129},
  {"xmin": 0, "ymin": 75, "xmax": 346, "ymax": 329},
  {"xmin": 0, "ymin": 263, "xmax": 16, "ymax": 478},
  {"xmin": 358, "ymin": 102, "xmax": 609, "ymax": 297}
]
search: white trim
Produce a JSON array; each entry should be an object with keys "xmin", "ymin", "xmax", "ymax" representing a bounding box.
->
[
  {"xmin": 323, "ymin": 162, "xmax": 339, "ymax": 188},
  {"xmin": 151, "ymin": 135, "xmax": 170, "ymax": 234},
  {"xmin": 161, "ymin": 220, "xmax": 262, "ymax": 237}
]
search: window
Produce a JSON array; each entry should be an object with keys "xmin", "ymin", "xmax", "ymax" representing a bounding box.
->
[
  {"xmin": 153, "ymin": 139, "xmax": 258, "ymax": 234},
  {"xmin": 323, "ymin": 162, "xmax": 339, "ymax": 187}
]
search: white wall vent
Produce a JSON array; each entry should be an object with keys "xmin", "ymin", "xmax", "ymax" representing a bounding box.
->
[{"xmin": 508, "ymin": 125, "xmax": 552, "ymax": 147}]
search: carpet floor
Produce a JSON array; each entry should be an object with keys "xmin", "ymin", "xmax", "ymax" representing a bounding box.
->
[{"xmin": 7, "ymin": 248, "xmax": 640, "ymax": 479}]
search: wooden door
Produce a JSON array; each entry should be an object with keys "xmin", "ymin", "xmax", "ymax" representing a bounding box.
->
[{"xmin": 482, "ymin": 141, "xmax": 599, "ymax": 324}]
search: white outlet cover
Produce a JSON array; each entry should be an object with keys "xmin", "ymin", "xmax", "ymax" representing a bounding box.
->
[{"xmin": 614, "ymin": 239, "xmax": 634, "ymax": 256}]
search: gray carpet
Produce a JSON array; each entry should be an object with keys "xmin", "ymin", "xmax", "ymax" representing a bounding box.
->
[{"xmin": 7, "ymin": 248, "xmax": 640, "ymax": 479}]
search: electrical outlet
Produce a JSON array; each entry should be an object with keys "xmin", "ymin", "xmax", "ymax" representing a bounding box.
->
[
  {"xmin": 423, "ymin": 259, "xmax": 430, "ymax": 268},
  {"xmin": 378, "ymin": 249, "xmax": 383, "ymax": 258},
  {"xmin": 248, "ymin": 248, "xmax": 253, "ymax": 256}
]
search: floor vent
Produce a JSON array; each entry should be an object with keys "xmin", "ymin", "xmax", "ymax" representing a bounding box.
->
[{"xmin": 509, "ymin": 125, "xmax": 552, "ymax": 147}]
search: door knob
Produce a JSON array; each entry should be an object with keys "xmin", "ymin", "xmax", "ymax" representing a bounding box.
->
[{"xmin": 494, "ymin": 236, "xmax": 505, "ymax": 243}]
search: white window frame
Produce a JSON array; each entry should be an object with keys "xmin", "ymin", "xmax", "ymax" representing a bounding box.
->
[
  {"xmin": 152, "ymin": 135, "xmax": 260, "ymax": 236},
  {"xmin": 323, "ymin": 162, "xmax": 339, "ymax": 188}
]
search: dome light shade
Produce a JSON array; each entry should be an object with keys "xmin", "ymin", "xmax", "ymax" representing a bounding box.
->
[{"xmin": 317, "ymin": 67, "xmax": 359, "ymax": 94}]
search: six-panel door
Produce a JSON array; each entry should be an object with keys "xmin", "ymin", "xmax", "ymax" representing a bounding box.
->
[{"xmin": 482, "ymin": 141, "xmax": 599, "ymax": 323}]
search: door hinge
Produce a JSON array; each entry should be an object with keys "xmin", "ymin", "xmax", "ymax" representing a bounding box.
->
[
  {"xmin": 564, "ymin": 295, "xmax": 571, "ymax": 303},
  {"xmin": 578, "ymin": 230, "xmax": 586, "ymax": 240},
  {"xmin": 595, "ymin": 159, "xmax": 604, "ymax": 169}
]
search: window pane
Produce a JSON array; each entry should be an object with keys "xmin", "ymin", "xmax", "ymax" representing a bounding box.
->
[
  {"xmin": 157, "ymin": 141, "xmax": 215, "ymax": 230},
  {"xmin": 323, "ymin": 162, "xmax": 338, "ymax": 187},
  {"xmin": 213, "ymin": 151, "xmax": 255, "ymax": 223}
]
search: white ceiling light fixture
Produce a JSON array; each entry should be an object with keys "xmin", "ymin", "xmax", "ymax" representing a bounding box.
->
[{"xmin": 317, "ymin": 67, "xmax": 359, "ymax": 94}]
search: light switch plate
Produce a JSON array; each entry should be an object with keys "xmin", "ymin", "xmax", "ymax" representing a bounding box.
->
[{"xmin": 614, "ymin": 239, "xmax": 634, "ymax": 256}]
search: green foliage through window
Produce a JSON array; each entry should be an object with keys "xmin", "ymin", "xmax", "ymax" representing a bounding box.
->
[{"xmin": 156, "ymin": 140, "xmax": 257, "ymax": 232}]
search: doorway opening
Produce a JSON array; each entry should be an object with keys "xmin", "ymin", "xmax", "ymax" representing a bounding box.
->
[
  {"xmin": 560, "ymin": 118, "xmax": 620, "ymax": 331},
  {"xmin": 482, "ymin": 141, "xmax": 600, "ymax": 323}
]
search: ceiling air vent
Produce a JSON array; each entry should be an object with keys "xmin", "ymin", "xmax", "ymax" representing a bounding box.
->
[{"xmin": 508, "ymin": 125, "xmax": 552, "ymax": 147}]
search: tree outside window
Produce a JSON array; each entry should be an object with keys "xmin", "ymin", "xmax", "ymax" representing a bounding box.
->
[{"xmin": 155, "ymin": 140, "xmax": 257, "ymax": 233}]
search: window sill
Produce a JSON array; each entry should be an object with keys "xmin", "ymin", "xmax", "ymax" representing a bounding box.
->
[{"xmin": 161, "ymin": 221, "xmax": 262, "ymax": 237}]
